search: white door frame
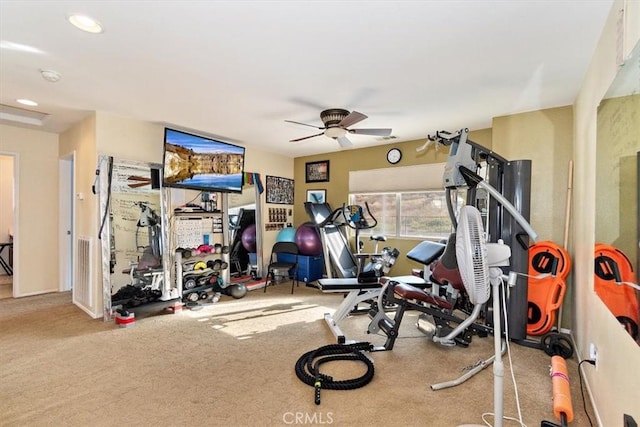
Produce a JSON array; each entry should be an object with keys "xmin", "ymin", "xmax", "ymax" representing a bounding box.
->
[
  {"xmin": 0, "ymin": 151, "xmax": 18, "ymax": 297},
  {"xmin": 59, "ymin": 152, "xmax": 76, "ymax": 292}
]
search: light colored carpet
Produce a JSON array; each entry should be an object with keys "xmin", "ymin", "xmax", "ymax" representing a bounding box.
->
[
  {"xmin": 0, "ymin": 282, "xmax": 593, "ymax": 426},
  {"xmin": 0, "ymin": 275, "xmax": 12, "ymax": 299}
]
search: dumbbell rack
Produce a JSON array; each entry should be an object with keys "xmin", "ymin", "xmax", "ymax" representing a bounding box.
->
[
  {"xmin": 175, "ymin": 249, "xmax": 229, "ymax": 303},
  {"xmin": 171, "ymin": 209, "xmax": 230, "ymax": 302}
]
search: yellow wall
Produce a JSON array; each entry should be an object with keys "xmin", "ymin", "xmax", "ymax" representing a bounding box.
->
[
  {"xmin": 0, "ymin": 124, "xmax": 59, "ymax": 296},
  {"xmin": 596, "ymin": 94, "xmax": 639, "ymax": 264},
  {"xmin": 292, "ymin": 129, "xmax": 491, "ymax": 275},
  {"xmin": 492, "ymin": 106, "xmax": 575, "ymax": 328},
  {"xmin": 573, "ymin": 0, "xmax": 640, "ymax": 424},
  {"xmin": 492, "ymin": 106, "xmax": 573, "ymax": 243}
]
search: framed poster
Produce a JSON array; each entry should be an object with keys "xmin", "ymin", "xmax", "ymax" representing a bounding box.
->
[
  {"xmin": 305, "ymin": 160, "xmax": 330, "ymax": 183},
  {"xmin": 265, "ymin": 175, "xmax": 294, "ymax": 205},
  {"xmin": 306, "ymin": 189, "xmax": 326, "ymax": 204}
]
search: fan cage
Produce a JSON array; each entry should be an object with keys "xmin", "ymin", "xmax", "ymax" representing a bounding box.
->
[{"xmin": 456, "ymin": 206, "xmax": 490, "ymax": 305}]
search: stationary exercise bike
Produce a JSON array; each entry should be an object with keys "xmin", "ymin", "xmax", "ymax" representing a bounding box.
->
[{"xmin": 342, "ymin": 202, "xmax": 399, "ymax": 283}]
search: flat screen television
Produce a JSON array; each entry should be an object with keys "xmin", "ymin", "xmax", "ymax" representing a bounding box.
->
[{"xmin": 162, "ymin": 127, "xmax": 245, "ymax": 193}]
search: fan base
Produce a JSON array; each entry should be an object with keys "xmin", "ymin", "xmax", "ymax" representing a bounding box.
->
[{"xmin": 320, "ymin": 108, "xmax": 349, "ymax": 126}]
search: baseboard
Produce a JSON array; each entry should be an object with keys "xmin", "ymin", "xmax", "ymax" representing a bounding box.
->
[{"xmin": 14, "ymin": 288, "xmax": 60, "ymax": 298}]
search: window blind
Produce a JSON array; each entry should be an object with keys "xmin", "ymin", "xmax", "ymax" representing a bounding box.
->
[{"xmin": 349, "ymin": 163, "xmax": 446, "ymax": 193}]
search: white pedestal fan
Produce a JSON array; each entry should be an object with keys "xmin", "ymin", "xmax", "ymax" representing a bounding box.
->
[{"xmin": 456, "ymin": 205, "xmax": 512, "ymax": 427}]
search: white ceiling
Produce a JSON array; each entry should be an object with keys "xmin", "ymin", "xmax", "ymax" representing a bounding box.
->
[{"xmin": 0, "ymin": 1, "xmax": 613, "ymax": 158}]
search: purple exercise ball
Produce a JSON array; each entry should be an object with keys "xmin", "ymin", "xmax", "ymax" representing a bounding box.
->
[
  {"xmin": 241, "ymin": 224, "xmax": 257, "ymax": 252},
  {"xmin": 295, "ymin": 223, "xmax": 322, "ymax": 256}
]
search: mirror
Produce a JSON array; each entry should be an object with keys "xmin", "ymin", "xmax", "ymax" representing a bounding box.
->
[
  {"xmin": 98, "ymin": 156, "xmax": 170, "ymax": 320},
  {"xmin": 227, "ymin": 173, "xmax": 264, "ymax": 279},
  {"xmin": 595, "ymin": 40, "xmax": 640, "ymax": 345}
]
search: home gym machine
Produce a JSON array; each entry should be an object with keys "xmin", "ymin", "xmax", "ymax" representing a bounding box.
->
[
  {"xmin": 112, "ymin": 201, "xmax": 173, "ymax": 309},
  {"xmin": 432, "ymin": 128, "xmax": 535, "ymax": 343},
  {"xmin": 366, "ymin": 128, "xmax": 537, "ymax": 352}
]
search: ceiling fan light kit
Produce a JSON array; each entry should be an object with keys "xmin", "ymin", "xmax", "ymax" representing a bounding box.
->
[{"xmin": 286, "ymin": 108, "xmax": 392, "ymax": 148}]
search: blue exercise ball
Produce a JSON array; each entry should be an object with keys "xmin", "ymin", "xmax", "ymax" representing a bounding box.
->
[
  {"xmin": 295, "ymin": 223, "xmax": 322, "ymax": 256},
  {"xmin": 241, "ymin": 224, "xmax": 257, "ymax": 252},
  {"xmin": 276, "ymin": 226, "xmax": 297, "ymax": 243}
]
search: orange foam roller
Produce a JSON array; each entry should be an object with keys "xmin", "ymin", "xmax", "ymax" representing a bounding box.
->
[{"xmin": 551, "ymin": 355, "xmax": 574, "ymax": 423}]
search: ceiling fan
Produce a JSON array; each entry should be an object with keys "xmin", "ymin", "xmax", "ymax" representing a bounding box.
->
[{"xmin": 285, "ymin": 108, "xmax": 392, "ymax": 148}]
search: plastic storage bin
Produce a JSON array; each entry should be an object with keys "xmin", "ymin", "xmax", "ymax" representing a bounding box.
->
[{"xmin": 277, "ymin": 254, "xmax": 324, "ymax": 284}]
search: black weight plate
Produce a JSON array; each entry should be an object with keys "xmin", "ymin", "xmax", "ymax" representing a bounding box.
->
[
  {"xmin": 184, "ymin": 278, "xmax": 197, "ymax": 290},
  {"xmin": 541, "ymin": 333, "xmax": 574, "ymax": 359}
]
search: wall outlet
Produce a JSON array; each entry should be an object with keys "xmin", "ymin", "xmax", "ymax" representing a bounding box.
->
[{"xmin": 589, "ymin": 342, "xmax": 598, "ymax": 364}]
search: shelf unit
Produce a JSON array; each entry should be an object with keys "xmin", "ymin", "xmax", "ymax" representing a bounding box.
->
[{"xmin": 168, "ymin": 193, "xmax": 233, "ymax": 302}]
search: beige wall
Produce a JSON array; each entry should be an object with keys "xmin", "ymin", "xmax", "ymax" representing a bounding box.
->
[
  {"xmin": 573, "ymin": 0, "xmax": 640, "ymax": 424},
  {"xmin": 0, "ymin": 124, "xmax": 59, "ymax": 296},
  {"xmin": 59, "ymin": 113, "xmax": 292, "ymax": 315},
  {"xmin": 60, "ymin": 114, "xmax": 100, "ymax": 315},
  {"xmin": 2, "ymin": 3, "xmax": 638, "ymax": 419},
  {"xmin": 0, "ymin": 155, "xmax": 13, "ymax": 245},
  {"xmin": 96, "ymin": 112, "xmax": 164, "ymax": 164},
  {"xmin": 243, "ymin": 146, "xmax": 294, "ymax": 263}
]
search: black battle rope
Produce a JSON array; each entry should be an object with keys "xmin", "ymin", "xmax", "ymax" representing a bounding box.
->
[{"xmin": 295, "ymin": 342, "xmax": 375, "ymax": 405}]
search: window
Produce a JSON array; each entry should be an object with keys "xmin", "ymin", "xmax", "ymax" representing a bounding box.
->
[{"xmin": 350, "ymin": 190, "xmax": 465, "ymax": 240}]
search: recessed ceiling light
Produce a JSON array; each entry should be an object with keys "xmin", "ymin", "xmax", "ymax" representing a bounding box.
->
[
  {"xmin": 67, "ymin": 14, "xmax": 103, "ymax": 34},
  {"xmin": 16, "ymin": 99, "xmax": 38, "ymax": 107}
]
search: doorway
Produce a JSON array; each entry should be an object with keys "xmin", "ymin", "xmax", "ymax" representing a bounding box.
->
[
  {"xmin": 59, "ymin": 153, "xmax": 75, "ymax": 293},
  {"xmin": 0, "ymin": 153, "xmax": 16, "ymax": 299}
]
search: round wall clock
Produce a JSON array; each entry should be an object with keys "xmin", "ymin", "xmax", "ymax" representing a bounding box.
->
[{"xmin": 386, "ymin": 148, "xmax": 402, "ymax": 165}]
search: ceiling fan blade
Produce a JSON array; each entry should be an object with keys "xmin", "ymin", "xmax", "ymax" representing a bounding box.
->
[
  {"xmin": 285, "ymin": 120, "xmax": 324, "ymax": 130},
  {"xmin": 336, "ymin": 136, "xmax": 353, "ymax": 148},
  {"xmin": 349, "ymin": 128, "xmax": 392, "ymax": 136},
  {"xmin": 339, "ymin": 111, "xmax": 367, "ymax": 128},
  {"xmin": 290, "ymin": 131, "xmax": 325, "ymax": 142}
]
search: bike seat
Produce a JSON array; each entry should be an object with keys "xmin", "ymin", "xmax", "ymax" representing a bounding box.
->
[{"xmin": 370, "ymin": 235, "xmax": 387, "ymax": 242}]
